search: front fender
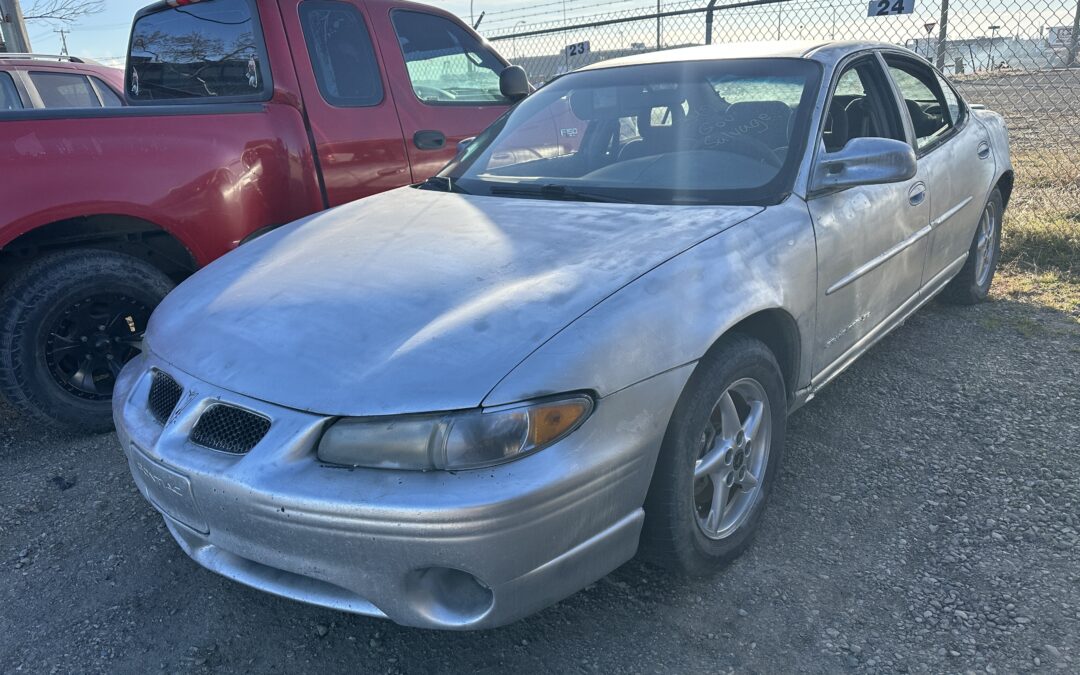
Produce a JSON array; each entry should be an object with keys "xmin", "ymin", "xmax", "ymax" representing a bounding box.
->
[{"xmin": 483, "ymin": 198, "xmax": 819, "ymax": 406}]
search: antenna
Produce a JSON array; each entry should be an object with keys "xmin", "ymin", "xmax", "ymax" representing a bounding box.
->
[{"xmin": 54, "ymin": 27, "xmax": 69, "ymax": 56}]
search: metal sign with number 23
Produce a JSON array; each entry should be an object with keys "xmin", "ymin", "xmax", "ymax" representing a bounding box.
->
[{"xmin": 868, "ymin": 0, "xmax": 914, "ymax": 16}]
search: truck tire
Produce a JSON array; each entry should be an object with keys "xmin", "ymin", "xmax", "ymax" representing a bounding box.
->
[
  {"xmin": 0, "ymin": 249, "xmax": 174, "ymax": 433},
  {"xmin": 939, "ymin": 188, "xmax": 1004, "ymax": 305},
  {"xmin": 640, "ymin": 335, "xmax": 787, "ymax": 576}
]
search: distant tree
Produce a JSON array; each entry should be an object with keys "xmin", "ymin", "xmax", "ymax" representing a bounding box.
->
[{"xmin": 22, "ymin": 0, "xmax": 104, "ymax": 25}]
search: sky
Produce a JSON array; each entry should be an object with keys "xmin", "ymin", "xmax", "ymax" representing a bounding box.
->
[{"xmin": 19, "ymin": 0, "xmax": 1073, "ymax": 66}]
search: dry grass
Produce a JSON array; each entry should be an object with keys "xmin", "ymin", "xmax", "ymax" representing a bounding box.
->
[{"xmin": 992, "ymin": 150, "xmax": 1080, "ymax": 320}]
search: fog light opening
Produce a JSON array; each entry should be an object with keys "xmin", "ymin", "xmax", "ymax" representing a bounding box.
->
[{"xmin": 403, "ymin": 567, "xmax": 494, "ymax": 627}]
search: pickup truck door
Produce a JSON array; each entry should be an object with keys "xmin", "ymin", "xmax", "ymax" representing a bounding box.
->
[
  {"xmin": 881, "ymin": 55, "xmax": 997, "ymax": 290},
  {"xmin": 807, "ymin": 55, "xmax": 930, "ymax": 379},
  {"xmin": 370, "ymin": 6, "xmax": 511, "ymax": 179},
  {"xmin": 280, "ymin": 0, "xmax": 412, "ymax": 207}
]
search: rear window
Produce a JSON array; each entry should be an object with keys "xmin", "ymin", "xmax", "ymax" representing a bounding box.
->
[
  {"xmin": 29, "ymin": 72, "xmax": 100, "ymax": 108},
  {"xmin": 0, "ymin": 72, "xmax": 22, "ymax": 110},
  {"xmin": 127, "ymin": 0, "xmax": 271, "ymax": 102}
]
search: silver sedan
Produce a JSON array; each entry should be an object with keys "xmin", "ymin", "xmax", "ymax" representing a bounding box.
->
[{"xmin": 114, "ymin": 41, "xmax": 1011, "ymax": 629}]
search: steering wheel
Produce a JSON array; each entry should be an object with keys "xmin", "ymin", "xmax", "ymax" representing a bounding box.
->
[
  {"xmin": 414, "ymin": 85, "xmax": 457, "ymax": 101},
  {"xmin": 707, "ymin": 134, "xmax": 784, "ymax": 169}
]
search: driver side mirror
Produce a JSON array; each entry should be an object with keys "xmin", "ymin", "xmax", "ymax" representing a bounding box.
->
[
  {"xmin": 499, "ymin": 65, "xmax": 531, "ymax": 103},
  {"xmin": 810, "ymin": 137, "xmax": 917, "ymax": 195}
]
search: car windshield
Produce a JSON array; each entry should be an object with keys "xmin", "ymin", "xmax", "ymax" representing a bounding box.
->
[{"xmin": 439, "ymin": 58, "xmax": 822, "ymax": 205}]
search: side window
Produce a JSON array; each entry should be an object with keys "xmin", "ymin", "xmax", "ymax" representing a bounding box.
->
[
  {"xmin": 128, "ymin": 0, "xmax": 270, "ymax": 102},
  {"xmin": 90, "ymin": 77, "xmax": 123, "ymax": 107},
  {"xmin": 299, "ymin": 0, "xmax": 382, "ymax": 107},
  {"xmin": 822, "ymin": 60, "xmax": 904, "ymax": 153},
  {"xmin": 0, "ymin": 72, "xmax": 23, "ymax": 110},
  {"xmin": 391, "ymin": 10, "xmax": 509, "ymax": 105},
  {"xmin": 28, "ymin": 72, "xmax": 100, "ymax": 108},
  {"xmin": 884, "ymin": 57, "xmax": 952, "ymax": 150},
  {"xmin": 934, "ymin": 72, "xmax": 965, "ymax": 126}
]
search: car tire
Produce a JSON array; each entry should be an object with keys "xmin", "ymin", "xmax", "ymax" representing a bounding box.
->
[
  {"xmin": 0, "ymin": 249, "xmax": 174, "ymax": 433},
  {"xmin": 939, "ymin": 187, "xmax": 1004, "ymax": 305},
  {"xmin": 640, "ymin": 334, "xmax": 787, "ymax": 576}
]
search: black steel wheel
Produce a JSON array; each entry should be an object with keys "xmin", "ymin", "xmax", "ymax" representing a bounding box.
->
[
  {"xmin": 0, "ymin": 249, "xmax": 174, "ymax": 432},
  {"xmin": 43, "ymin": 293, "xmax": 153, "ymax": 400}
]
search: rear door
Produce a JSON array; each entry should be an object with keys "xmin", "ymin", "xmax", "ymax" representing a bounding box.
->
[
  {"xmin": 807, "ymin": 54, "xmax": 930, "ymax": 375},
  {"xmin": 371, "ymin": 6, "xmax": 511, "ymax": 179},
  {"xmin": 281, "ymin": 0, "xmax": 412, "ymax": 206},
  {"xmin": 881, "ymin": 53, "xmax": 996, "ymax": 287}
]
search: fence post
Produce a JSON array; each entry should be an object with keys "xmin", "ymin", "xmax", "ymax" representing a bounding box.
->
[
  {"xmin": 705, "ymin": 0, "xmax": 718, "ymax": 45},
  {"xmin": 935, "ymin": 0, "xmax": 950, "ymax": 69},
  {"xmin": 1068, "ymin": 0, "xmax": 1080, "ymax": 67}
]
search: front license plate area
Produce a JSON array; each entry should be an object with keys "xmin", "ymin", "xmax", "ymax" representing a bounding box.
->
[{"xmin": 129, "ymin": 445, "xmax": 208, "ymax": 533}]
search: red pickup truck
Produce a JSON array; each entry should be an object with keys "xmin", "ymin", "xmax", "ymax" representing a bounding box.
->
[{"xmin": 0, "ymin": 0, "xmax": 520, "ymax": 431}]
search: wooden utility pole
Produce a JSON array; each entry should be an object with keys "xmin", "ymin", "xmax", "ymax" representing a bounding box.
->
[
  {"xmin": 935, "ymin": 0, "xmax": 950, "ymax": 69},
  {"xmin": 0, "ymin": 0, "xmax": 31, "ymax": 53},
  {"xmin": 55, "ymin": 27, "xmax": 69, "ymax": 56}
]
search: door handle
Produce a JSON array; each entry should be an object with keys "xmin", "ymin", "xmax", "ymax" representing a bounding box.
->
[
  {"xmin": 977, "ymin": 141, "xmax": 991, "ymax": 159},
  {"xmin": 413, "ymin": 130, "xmax": 446, "ymax": 151},
  {"xmin": 908, "ymin": 182, "xmax": 926, "ymax": 206}
]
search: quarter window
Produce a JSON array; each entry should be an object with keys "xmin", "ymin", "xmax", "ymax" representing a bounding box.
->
[
  {"xmin": 128, "ymin": 0, "xmax": 270, "ymax": 102},
  {"xmin": 391, "ymin": 11, "xmax": 508, "ymax": 105},
  {"xmin": 0, "ymin": 72, "xmax": 22, "ymax": 110},
  {"xmin": 884, "ymin": 57, "xmax": 953, "ymax": 150},
  {"xmin": 90, "ymin": 77, "xmax": 123, "ymax": 107},
  {"xmin": 299, "ymin": 0, "xmax": 382, "ymax": 107},
  {"xmin": 29, "ymin": 72, "xmax": 100, "ymax": 108}
]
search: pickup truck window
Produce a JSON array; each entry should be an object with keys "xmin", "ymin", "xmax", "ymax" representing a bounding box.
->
[
  {"xmin": 0, "ymin": 72, "xmax": 22, "ymax": 110},
  {"xmin": 128, "ymin": 0, "xmax": 271, "ymax": 102},
  {"xmin": 299, "ymin": 0, "xmax": 382, "ymax": 107},
  {"xmin": 391, "ymin": 10, "xmax": 508, "ymax": 106},
  {"xmin": 28, "ymin": 72, "xmax": 100, "ymax": 108},
  {"xmin": 90, "ymin": 77, "xmax": 123, "ymax": 107}
]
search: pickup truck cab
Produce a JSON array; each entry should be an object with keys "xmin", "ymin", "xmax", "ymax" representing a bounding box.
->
[
  {"xmin": 0, "ymin": 54, "xmax": 125, "ymax": 110},
  {"xmin": 0, "ymin": 0, "xmax": 517, "ymax": 431}
]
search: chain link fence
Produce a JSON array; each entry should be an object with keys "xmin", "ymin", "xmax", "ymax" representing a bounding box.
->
[{"xmin": 484, "ymin": 0, "xmax": 1080, "ymax": 275}]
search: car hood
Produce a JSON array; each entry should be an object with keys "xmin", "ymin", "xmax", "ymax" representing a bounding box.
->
[{"xmin": 148, "ymin": 187, "xmax": 761, "ymax": 416}]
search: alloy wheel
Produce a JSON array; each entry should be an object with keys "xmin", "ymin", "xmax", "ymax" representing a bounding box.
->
[{"xmin": 693, "ymin": 377, "xmax": 772, "ymax": 540}]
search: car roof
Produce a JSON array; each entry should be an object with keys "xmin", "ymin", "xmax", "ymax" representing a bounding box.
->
[{"xmin": 577, "ymin": 40, "xmax": 903, "ymax": 71}]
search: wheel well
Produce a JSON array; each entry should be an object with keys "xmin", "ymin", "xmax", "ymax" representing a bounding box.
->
[
  {"xmin": 712, "ymin": 309, "xmax": 801, "ymax": 404},
  {"xmin": 997, "ymin": 170, "xmax": 1014, "ymax": 209},
  {"xmin": 0, "ymin": 215, "xmax": 197, "ymax": 288}
]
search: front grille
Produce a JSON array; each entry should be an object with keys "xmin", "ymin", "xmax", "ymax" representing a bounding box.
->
[
  {"xmin": 190, "ymin": 404, "xmax": 271, "ymax": 454},
  {"xmin": 147, "ymin": 371, "xmax": 183, "ymax": 425}
]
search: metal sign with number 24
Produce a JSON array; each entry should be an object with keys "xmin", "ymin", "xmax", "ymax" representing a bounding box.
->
[{"xmin": 868, "ymin": 0, "xmax": 914, "ymax": 16}]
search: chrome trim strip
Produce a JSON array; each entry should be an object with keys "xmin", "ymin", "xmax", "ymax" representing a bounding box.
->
[
  {"xmin": 931, "ymin": 196, "xmax": 974, "ymax": 229},
  {"xmin": 825, "ymin": 224, "xmax": 932, "ymax": 295}
]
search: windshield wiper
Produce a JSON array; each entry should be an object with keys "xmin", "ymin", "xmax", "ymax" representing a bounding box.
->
[
  {"xmin": 488, "ymin": 184, "xmax": 633, "ymax": 203},
  {"xmin": 416, "ymin": 176, "xmax": 470, "ymax": 194}
]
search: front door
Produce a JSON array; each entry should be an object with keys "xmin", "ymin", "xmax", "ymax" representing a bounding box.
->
[
  {"xmin": 372, "ymin": 7, "xmax": 512, "ymax": 180},
  {"xmin": 808, "ymin": 54, "xmax": 931, "ymax": 376},
  {"xmin": 882, "ymin": 54, "xmax": 997, "ymax": 286}
]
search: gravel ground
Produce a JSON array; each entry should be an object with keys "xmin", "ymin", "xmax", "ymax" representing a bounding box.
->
[{"xmin": 1, "ymin": 297, "xmax": 1078, "ymax": 674}]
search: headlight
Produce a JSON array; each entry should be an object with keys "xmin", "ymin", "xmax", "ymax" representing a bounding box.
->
[{"xmin": 317, "ymin": 396, "xmax": 593, "ymax": 471}]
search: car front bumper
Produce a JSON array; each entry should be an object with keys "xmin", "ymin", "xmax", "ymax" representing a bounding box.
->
[{"xmin": 113, "ymin": 350, "xmax": 692, "ymax": 629}]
